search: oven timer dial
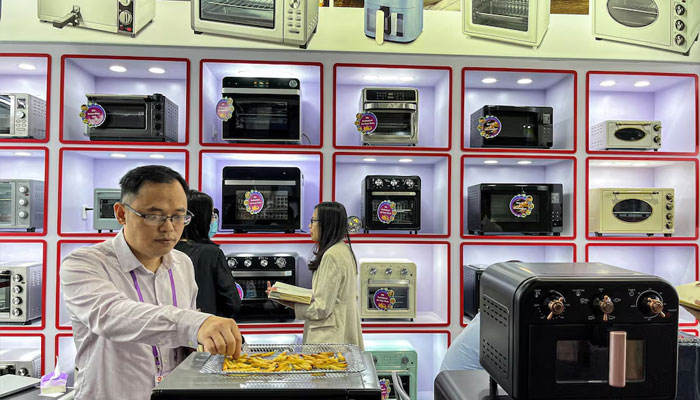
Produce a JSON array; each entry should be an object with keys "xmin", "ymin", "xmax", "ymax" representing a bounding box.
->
[
  {"xmin": 542, "ymin": 291, "xmax": 566, "ymax": 320},
  {"xmin": 12, "ymin": 297, "xmax": 22, "ymax": 305},
  {"xmin": 373, "ymin": 178, "xmax": 383, "ymax": 188},
  {"xmin": 289, "ymin": 80, "xmax": 299, "ymax": 89},
  {"xmin": 227, "ymin": 258, "xmax": 237, "ymax": 268},
  {"xmin": 243, "ymin": 259, "xmax": 252, "ymax": 268},
  {"xmin": 11, "ymin": 309, "xmax": 22, "ymax": 317},
  {"xmin": 275, "ymin": 258, "xmax": 287, "ymax": 268},
  {"xmin": 404, "ymin": 179, "xmax": 415, "ymax": 188},
  {"xmin": 12, "ymin": 286, "xmax": 22, "ymax": 294},
  {"xmin": 400, "ymin": 268, "xmax": 408, "ymax": 275},
  {"xmin": 369, "ymin": 267, "xmax": 377, "ymax": 275},
  {"xmin": 12, "ymin": 274, "xmax": 22, "ymax": 282},
  {"xmin": 593, "ymin": 295, "xmax": 615, "ymax": 321},
  {"xmin": 18, "ymin": 186, "xmax": 28, "ymax": 194},
  {"xmin": 260, "ymin": 258, "xmax": 269, "ymax": 268},
  {"xmin": 637, "ymin": 290, "xmax": 666, "ymax": 318},
  {"xmin": 390, "ymin": 179, "xmax": 398, "ymax": 187}
]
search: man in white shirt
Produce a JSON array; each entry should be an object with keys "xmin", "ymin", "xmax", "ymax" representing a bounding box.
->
[
  {"xmin": 61, "ymin": 165, "xmax": 242, "ymax": 400},
  {"xmin": 439, "ymin": 312, "xmax": 483, "ymax": 372}
]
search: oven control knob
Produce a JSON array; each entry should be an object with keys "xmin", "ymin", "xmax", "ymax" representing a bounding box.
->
[
  {"xmin": 17, "ymin": 368, "xmax": 29, "ymax": 377},
  {"xmin": 11, "ymin": 308, "xmax": 22, "ymax": 317},
  {"xmin": 18, "ymin": 186, "xmax": 28, "ymax": 194},
  {"xmin": 243, "ymin": 259, "xmax": 252, "ymax": 268},
  {"xmin": 676, "ymin": 20, "xmax": 686, "ymax": 31},
  {"xmin": 653, "ymin": 124, "xmax": 661, "ymax": 131},
  {"xmin": 154, "ymin": 113, "xmax": 162, "ymax": 121},
  {"xmin": 676, "ymin": 4, "xmax": 686, "ymax": 15},
  {"xmin": 290, "ymin": 0, "xmax": 300, "ymax": 8},
  {"xmin": 653, "ymin": 135, "xmax": 661, "ymax": 143},
  {"xmin": 275, "ymin": 258, "xmax": 287, "ymax": 268},
  {"xmin": 18, "ymin": 211, "xmax": 28, "ymax": 219},
  {"xmin": 18, "ymin": 199, "xmax": 28, "ymax": 206},
  {"xmin": 12, "ymin": 274, "xmax": 22, "ymax": 283},
  {"xmin": 390, "ymin": 179, "xmax": 398, "ymax": 187},
  {"xmin": 401, "ymin": 356, "xmax": 409, "ymax": 365},
  {"xmin": 666, "ymin": 213, "xmax": 673, "ymax": 220},
  {"xmin": 373, "ymin": 178, "xmax": 383, "ymax": 188},
  {"xmin": 372, "ymin": 356, "xmax": 377, "ymax": 364},
  {"xmin": 154, "ymin": 103, "xmax": 162, "ymax": 111},
  {"xmin": 666, "ymin": 203, "xmax": 673, "ymax": 211},
  {"xmin": 260, "ymin": 259, "xmax": 269, "ymax": 268},
  {"xmin": 666, "ymin": 193, "xmax": 673, "ymax": 201},
  {"xmin": 369, "ymin": 267, "xmax": 377, "ymax": 275},
  {"xmin": 12, "ymin": 297, "xmax": 22, "ymax": 305},
  {"xmin": 119, "ymin": 11, "xmax": 133, "ymax": 26},
  {"xmin": 545, "ymin": 295, "xmax": 565, "ymax": 320},
  {"xmin": 638, "ymin": 291, "xmax": 666, "ymax": 318},
  {"xmin": 289, "ymin": 80, "xmax": 299, "ymax": 89},
  {"xmin": 400, "ymin": 268, "xmax": 408, "ymax": 275},
  {"xmin": 227, "ymin": 258, "xmax": 237, "ymax": 268},
  {"xmin": 594, "ymin": 295, "xmax": 615, "ymax": 321},
  {"xmin": 12, "ymin": 286, "xmax": 22, "ymax": 294},
  {"xmin": 154, "ymin": 123, "xmax": 162, "ymax": 131},
  {"xmin": 385, "ymin": 268, "xmax": 393, "ymax": 275},
  {"xmin": 16, "ymin": 111, "xmax": 25, "ymax": 119},
  {"xmin": 676, "ymin": 35, "xmax": 686, "ymax": 46},
  {"xmin": 119, "ymin": 0, "xmax": 132, "ymax": 6},
  {"xmin": 666, "ymin": 222, "xmax": 673, "ymax": 229},
  {"xmin": 404, "ymin": 179, "xmax": 415, "ymax": 188}
]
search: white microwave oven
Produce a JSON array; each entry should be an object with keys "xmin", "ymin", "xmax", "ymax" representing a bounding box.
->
[
  {"xmin": 0, "ymin": 262, "xmax": 42, "ymax": 325},
  {"xmin": 589, "ymin": 187, "xmax": 674, "ymax": 237},
  {"xmin": 590, "ymin": 120, "xmax": 662, "ymax": 151},
  {"xmin": 0, "ymin": 180, "xmax": 44, "ymax": 232},
  {"xmin": 0, "ymin": 94, "xmax": 46, "ymax": 140},
  {"xmin": 38, "ymin": 0, "xmax": 155, "ymax": 37},
  {"xmin": 593, "ymin": 0, "xmax": 699, "ymax": 55},
  {"xmin": 191, "ymin": 0, "xmax": 319, "ymax": 48},
  {"xmin": 359, "ymin": 259, "xmax": 416, "ymax": 320},
  {"xmin": 462, "ymin": 0, "xmax": 551, "ymax": 48}
]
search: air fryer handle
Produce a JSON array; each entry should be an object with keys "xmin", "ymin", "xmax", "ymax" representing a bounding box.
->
[
  {"xmin": 375, "ymin": 7, "xmax": 391, "ymax": 45},
  {"xmin": 609, "ymin": 331, "xmax": 627, "ymax": 388},
  {"xmin": 391, "ymin": 371, "xmax": 411, "ymax": 400}
]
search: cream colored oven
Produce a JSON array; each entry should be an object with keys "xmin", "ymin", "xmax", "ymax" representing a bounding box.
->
[
  {"xmin": 590, "ymin": 120, "xmax": 662, "ymax": 151},
  {"xmin": 589, "ymin": 188, "xmax": 674, "ymax": 237},
  {"xmin": 462, "ymin": 0, "xmax": 551, "ymax": 48},
  {"xmin": 359, "ymin": 259, "xmax": 416, "ymax": 320}
]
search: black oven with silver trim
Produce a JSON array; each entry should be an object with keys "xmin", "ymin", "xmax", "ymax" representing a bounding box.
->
[
  {"xmin": 85, "ymin": 94, "xmax": 178, "ymax": 142},
  {"xmin": 0, "ymin": 93, "xmax": 47, "ymax": 139},
  {"xmin": 362, "ymin": 175, "xmax": 420, "ymax": 233}
]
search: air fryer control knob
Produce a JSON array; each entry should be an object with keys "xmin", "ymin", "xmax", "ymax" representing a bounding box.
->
[
  {"xmin": 12, "ymin": 274, "xmax": 22, "ymax": 283},
  {"xmin": 369, "ymin": 267, "xmax": 377, "ymax": 275},
  {"xmin": 18, "ymin": 211, "xmax": 28, "ymax": 219},
  {"xmin": 227, "ymin": 258, "xmax": 237, "ymax": 268},
  {"xmin": 405, "ymin": 179, "xmax": 415, "ymax": 188},
  {"xmin": 12, "ymin": 297, "xmax": 22, "ymax": 305},
  {"xmin": 12, "ymin": 286, "xmax": 22, "ymax": 294},
  {"xmin": 638, "ymin": 291, "xmax": 666, "ymax": 318},
  {"xmin": 17, "ymin": 368, "xmax": 29, "ymax": 377},
  {"xmin": 11, "ymin": 309, "xmax": 22, "ymax": 317},
  {"xmin": 385, "ymin": 268, "xmax": 393, "ymax": 275},
  {"xmin": 676, "ymin": 4, "xmax": 686, "ymax": 15},
  {"xmin": 18, "ymin": 186, "xmax": 28, "ymax": 194},
  {"xmin": 653, "ymin": 136, "xmax": 661, "ymax": 143},
  {"xmin": 676, "ymin": 20, "xmax": 686, "ymax": 31},
  {"xmin": 666, "ymin": 193, "xmax": 673, "ymax": 200},
  {"xmin": 400, "ymin": 268, "xmax": 408, "ymax": 275},
  {"xmin": 666, "ymin": 203, "xmax": 674, "ymax": 211},
  {"xmin": 18, "ymin": 199, "xmax": 28, "ymax": 206},
  {"xmin": 275, "ymin": 258, "xmax": 287, "ymax": 268},
  {"xmin": 390, "ymin": 179, "xmax": 398, "ymax": 187},
  {"xmin": 243, "ymin": 259, "xmax": 252, "ymax": 268},
  {"xmin": 676, "ymin": 35, "xmax": 686, "ymax": 46},
  {"xmin": 373, "ymin": 178, "xmax": 383, "ymax": 188},
  {"xmin": 594, "ymin": 295, "xmax": 615, "ymax": 321},
  {"xmin": 260, "ymin": 259, "xmax": 268, "ymax": 268},
  {"xmin": 545, "ymin": 295, "xmax": 565, "ymax": 320}
]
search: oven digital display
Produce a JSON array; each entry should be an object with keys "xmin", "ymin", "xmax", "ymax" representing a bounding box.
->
[
  {"xmin": 555, "ymin": 339, "xmax": 645, "ymax": 383},
  {"xmin": 366, "ymin": 90, "xmax": 417, "ymax": 102}
]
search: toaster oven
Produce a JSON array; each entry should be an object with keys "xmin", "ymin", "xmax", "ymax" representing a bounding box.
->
[
  {"xmin": 93, "ymin": 189, "xmax": 122, "ymax": 233},
  {"xmin": 0, "ymin": 262, "xmax": 42, "ymax": 325},
  {"xmin": 467, "ymin": 183, "xmax": 563, "ymax": 236},
  {"xmin": 360, "ymin": 88, "xmax": 418, "ymax": 146},
  {"xmin": 221, "ymin": 166, "xmax": 302, "ymax": 233},
  {"xmin": 593, "ymin": 0, "xmax": 699, "ymax": 55},
  {"xmin": 0, "ymin": 348, "xmax": 42, "ymax": 377},
  {"xmin": 589, "ymin": 188, "xmax": 674, "ymax": 237},
  {"xmin": 362, "ymin": 175, "xmax": 421, "ymax": 233},
  {"xmin": 463, "ymin": 263, "xmax": 487, "ymax": 319},
  {"xmin": 84, "ymin": 94, "xmax": 178, "ymax": 142},
  {"xmin": 462, "ymin": 0, "xmax": 551, "ymax": 48},
  {"xmin": 480, "ymin": 262, "xmax": 679, "ymax": 399},
  {"xmin": 0, "ymin": 180, "xmax": 44, "ymax": 232},
  {"xmin": 590, "ymin": 120, "xmax": 662, "ymax": 151},
  {"xmin": 0, "ymin": 94, "xmax": 47, "ymax": 139},
  {"xmin": 365, "ymin": 340, "xmax": 417, "ymax": 400},
  {"xmin": 38, "ymin": 0, "xmax": 155, "ymax": 37},
  {"xmin": 191, "ymin": 0, "xmax": 319, "ymax": 48},
  {"xmin": 221, "ymin": 77, "xmax": 301, "ymax": 143},
  {"xmin": 470, "ymin": 105, "xmax": 553, "ymax": 149},
  {"xmin": 359, "ymin": 259, "xmax": 416, "ymax": 321}
]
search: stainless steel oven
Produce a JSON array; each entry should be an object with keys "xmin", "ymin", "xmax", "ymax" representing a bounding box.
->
[
  {"xmin": 84, "ymin": 94, "xmax": 178, "ymax": 142},
  {"xmin": 93, "ymin": 188, "xmax": 122, "ymax": 233},
  {"xmin": 0, "ymin": 348, "xmax": 41, "ymax": 378},
  {"xmin": 38, "ymin": 0, "xmax": 155, "ymax": 37},
  {"xmin": 359, "ymin": 259, "xmax": 416, "ymax": 321},
  {"xmin": 0, "ymin": 180, "xmax": 44, "ymax": 232},
  {"xmin": 221, "ymin": 166, "xmax": 302, "ymax": 233},
  {"xmin": 0, "ymin": 262, "xmax": 42, "ymax": 325},
  {"xmin": 0, "ymin": 94, "xmax": 46, "ymax": 139},
  {"xmin": 221, "ymin": 77, "xmax": 301, "ymax": 143},
  {"xmin": 469, "ymin": 105, "xmax": 553, "ymax": 149},
  {"xmin": 360, "ymin": 88, "xmax": 418, "ymax": 146},
  {"xmin": 361, "ymin": 175, "xmax": 420, "ymax": 233}
]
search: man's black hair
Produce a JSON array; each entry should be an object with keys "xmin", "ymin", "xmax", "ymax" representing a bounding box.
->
[{"xmin": 119, "ymin": 165, "xmax": 189, "ymax": 202}]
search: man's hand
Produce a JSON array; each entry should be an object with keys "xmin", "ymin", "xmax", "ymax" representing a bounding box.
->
[{"xmin": 197, "ymin": 316, "xmax": 242, "ymax": 359}]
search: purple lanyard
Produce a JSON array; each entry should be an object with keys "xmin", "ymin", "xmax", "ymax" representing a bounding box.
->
[{"xmin": 129, "ymin": 269, "xmax": 177, "ymax": 375}]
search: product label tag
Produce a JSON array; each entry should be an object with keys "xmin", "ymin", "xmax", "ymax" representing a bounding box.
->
[
  {"xmin": 377, "ymin": 200, "xmax": 397, "ymax": 224},
  {"xmin": 216, "ymin": 98, "xmax": 235, "ymax": 122},
  {"xmin": 244, "ymin": 190, "xmax": 265, "ymax": 215},
  {"xmin": 373, "ymin": 288, "xmax": 396, "ymax": 311},
  {"xmin": 510, "ymin": 192, "xmax": 535, "ymax": 218},
  {"xmin": 235, "ymin": 283, "xmax": 244, "ymax": 299},
  {"xmin": 80, "ymin": 103, "xmax": 106, "ymax": 127},
  {"xmin": 355, "ymin": 112, "xmax": 378, "ymax": 135},
  {"xmin": 478, "ymin": 115, "xmax": 502, "ymax": 139},
  {"xmin": 379, "ymin": 378, "xmax": 392, "ymax": 400}
]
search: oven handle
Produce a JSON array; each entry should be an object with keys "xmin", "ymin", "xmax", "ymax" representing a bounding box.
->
[
  {"xmin": 367, "ymin": 279, "xmax": 411, "ymax": 285},
  {"xmin": 224, "ymin": 179, "xmax": 298, "ymax": 186},
  {"xmin": 364, "ymin": 103, "xmax": 417, "ymax": 111},
  {"xmin": 232, "ymin": 271, "xmax": 293, "ymax": 277},
  {"xmin": 612, "ymin": 191, "xmax": 659, "ymax": 195},
  {"xmin": 609, "ymin": 331, "xmax": 627, "ymax": 388},
  {"xmin": 222, "ymin": 88, "xmax": 300, "ymax": 95},
  {"xmin": 370, "ymin": 191, "xmax": 417, "ymax": 196}
]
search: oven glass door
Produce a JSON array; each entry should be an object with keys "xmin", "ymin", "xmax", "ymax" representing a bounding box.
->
[
  {"xmin": 366, "ymin": 110, "xmax": 415, "ymax": 139},
  {"xmin": 601, "ymin": 191, "xmax": 664, "ymax": 232},
  {"xmin": 93, "ymin": 101, "xmax": 147, "ymax": 132},
  {"xmin": 0, "ymin": 95, "xmax": 12, "ymax": 135},
  {"xmin": 482, "ymin": 110, "xmax": 542, "ymax": 147},
  {"xmin": 233, "ymin": 272, "xmax": 295, "ymax": 321},
  {"xmin": 367, "ymin": 194, "xmax": 420, "ymax": 229},
  {"xmin": 0, "ymin": 272, "xmax": 9, "ymax": 319},
  {"xmin": 366, "ymin": 282, "xmax": 411, "ymax": 311},
  {"xmin": 472, "ymin": 0, "xmax": 529, "ymax": 32},
  {"xmin": 222, "ymin": 94, "xmax": 300, "ymax": 141},
  {"xmin": 98, "ymin": 198, "xmax": 117, "ymax": 220},
  {"xmin": 597, "ymin": 0, "xmax": 670, "ymax": 46},
  {"xmin": 482, "ymin": 186, "xmax": 554, "ymax": 232},
  {"xmin": 200, "ymin": 0, "xmax": 275, "ymax": 29},
  {"xmin": 377, "ymin": 373, "xmax": 412, "ymax": 400},
  {"xmin": 0, "ymin": 182, "xmax": 15, "ymax": 227},
  {"xmin": 223, "ymin": 186, "xmax": 300, "ymax": 228}
]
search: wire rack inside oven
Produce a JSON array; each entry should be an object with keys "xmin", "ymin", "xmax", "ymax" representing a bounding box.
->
[{"xmin": 200, "ymin": 344, "xmax": 366, "ymax": 375}]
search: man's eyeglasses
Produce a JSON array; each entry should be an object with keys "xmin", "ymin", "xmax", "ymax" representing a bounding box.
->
[{"xmin": 122, "ymin": 203, "xmax": 194, "ymax": 227}]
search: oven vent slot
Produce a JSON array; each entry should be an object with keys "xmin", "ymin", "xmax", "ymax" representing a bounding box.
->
[
  {"xmin": 482, "ymin": 294, "xmax": 508, "ymax": 327},
  {"xmin": 482, "ymin": 338, "xmax": 508, "ymax": 375}
]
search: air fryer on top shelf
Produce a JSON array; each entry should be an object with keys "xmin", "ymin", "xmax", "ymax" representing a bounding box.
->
[{"xmin": 364, "ymin": 0, "xmax": 423, "ymax": 44}]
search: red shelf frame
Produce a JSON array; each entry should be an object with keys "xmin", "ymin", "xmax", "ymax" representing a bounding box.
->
[
  {"xmin": 333, "ymin": 63, "xmax": 452, "ymax": 152},
  {"xmin": 199, "ymin": 59, "xmax": 323, "ymax": 149},
  {"xmin": 1, "ymin": 333, "xmax": 45, "ymax": 376},
  {"xmin": 199, "ymin": 150, "xmax": 323, "ymax": 238},
  {"xmin": 585, "ymin": 242, "xmax": 699, "ymax": 327},
  {"xmin": 57, "ymin": 147, "xmax": 190, "ymax": 238},
  {"xmin": 362, "ymin": 328, "xmax": 452, "ymax": 346},
  {"xmin": 55, "ymin": 240, "xmax": 104, "ymax": 330},
  {"xmin": 332, "ymin": 152, "xmax": 451, "ymax": 239},
  {"xmin": 586, "ymin": 71, "xmax": 699, "ymax": 156},
  {"xmin": 461, "ymin": 67, "xmax": 577, "ymax": 154},
  {"xmin": 59, "ymin": 55, "xmax": 191, "ymax": 146},
  {"xmin": 0, "ymin": 53, "xmax": 51, "ymax": 144},
  {"xmin": 585, "ymin": 156, "xmax": 699, "ymax": 240},
  {"xmin": 0, "ymin": 240, "xmax": 47, "ymax": 330},
  {"xmin": 0, "ymin": 147, "xmax": 49, "ymax": 237},
  {"xmin": 460, "ymin": 154, "xmax": 577, "ymax": 240}
]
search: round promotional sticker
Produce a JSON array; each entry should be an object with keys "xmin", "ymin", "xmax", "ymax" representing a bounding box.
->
[
  {"xmin": 80, "ymin": 103, "xmax": 107, "ymax": 127},
  {"xmin": 235, "ymin": 283, "xmax": 244, "ymax": 299},
  {"xmin": 510, "ymin": 193, "xmax": 535, "ymax": 218},
  {"xmin": 379, "ymin": 378, "xmax": 391, "ymax": 400},
  {"xmin": 376, "ymin": 200, "xmax": 397, "ymax": 224},
  {"xmin": 216, "ymin": 98, "xmax": 235, "ymax": 122},
  {"xmin": 244, "ymin": 190, "xmax": 265, "ymax": 215},
  {"xmin": 373, "ymin": 288, "xmax": 396, "ymax": 311},
  {"xmin": 477, "ymin": 115, "xmax": 502, "ymax": 139},
  {"xmin": 355, "ymin": 112, "xmax": 378, "ymax": 135}
]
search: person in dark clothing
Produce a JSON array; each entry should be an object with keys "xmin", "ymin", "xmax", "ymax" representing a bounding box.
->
[{"xmin": 175, "ymin": 190, "xmax": 241, "ymax": 317}]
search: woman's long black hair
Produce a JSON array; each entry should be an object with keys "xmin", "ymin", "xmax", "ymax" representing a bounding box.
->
[
  {"xmin": 308, "ymin": 202, "xmax": 357, "ymax": 272},
  {"xmin": 180, "ymin": 190, "xmax": 216, "ymax": 245}
]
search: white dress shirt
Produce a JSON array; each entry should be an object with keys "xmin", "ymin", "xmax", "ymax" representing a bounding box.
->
[{"xmin": 60, "ymin": 230, "xmax": 211, "ymax": 400}]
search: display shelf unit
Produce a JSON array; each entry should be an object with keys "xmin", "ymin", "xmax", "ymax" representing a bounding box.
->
[
  {"xmin": 199, "ymin": 150, "xmax": 322, "ymax": 238},
  {"xmin": 57, "ymin": 148, "xmax": 189, "ymax": 237},
  {"xmin": 586, "ymin": 243, "xmax": 699, "ymax": 326},
  {"xmin": 0, "ymin": 53, "xmax": 51, "ymax": 143},
  {"xmin": 0, "ymin": 333, "xmax": 45, "ymax": 377},
  {"xmin": 0, "ymin": 240, "xmax": 47, "ymax": 330},
  {"xmin": 586, "ymin": 157, "xmax": 699, "ymax": 240},
  {"xmin": 200, "ymin": 59, "xmax": 323, "ymax": 148},
  {"xmin": 333, "ymin": 152, "xmax": 450, "ymax": 238},
  {"xmin": 60, "ymin": 55, "xmax": 190, "ymax": 145},
  {"xmin": 0, "ymin": 147, "xmax": 49, "ymax": 236},
  {"xmin": 56, "ymin": 240, "xmax": 102, "ymax": 330},
  {"xmin": 586, "ymin": 71, "xmax": 699, "ymax": 156},
  {"xmin": 459, "ymin": 242, "xmax": 576, "ymax": 326},
  {"xmin": 461, "ymin": 155, "xmax": 576, "ymax": 239},
  {"xmin": 462, "ymin": 67, "xmax": 576, "ymax": 153},
  {"xmin": 334, "ymin": 63, "xmax": 451, "ymax": 151}
]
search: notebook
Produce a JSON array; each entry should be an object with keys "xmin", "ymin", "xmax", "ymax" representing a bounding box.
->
[
  {"xmin": 268, "ymin": 282, "xmax": 313, "ymax": 305},
  {"xmin": 0, "ymin": 374, "xmax": 40, "ymax": 398},
  {"xmin": 676, "ymin": 281, "xmax": 700, "ymax": 311}
]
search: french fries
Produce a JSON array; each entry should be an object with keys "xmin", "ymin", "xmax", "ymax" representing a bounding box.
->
[{"xmin": 222, "ymin": 350, "xmax": 349, "ymax": 373}]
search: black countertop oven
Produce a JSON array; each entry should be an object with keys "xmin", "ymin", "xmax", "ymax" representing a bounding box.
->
[
  {"xmin": 480, "ymin": 262, "xmax": 679, "ymax": 400},
  {"xmin": 470, "ymin": 105, "xmax": 553, "ymax": 149},
  {"xmin": 361, "ymin": 175, "xmax": 420, "ymax": 233},
  {"xmin": 85, "ymin": 94, "xmax": 178, "ymax": 142}
]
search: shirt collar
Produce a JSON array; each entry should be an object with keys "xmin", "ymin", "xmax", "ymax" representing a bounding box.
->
[{"xmin": 113, "ymin": 229, "xmax": 176, "ymax": 273}]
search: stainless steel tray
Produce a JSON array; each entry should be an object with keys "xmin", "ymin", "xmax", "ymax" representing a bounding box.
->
[{"xmin": 199, "ymin": 344, "xmax": 366, "ymax": 375}]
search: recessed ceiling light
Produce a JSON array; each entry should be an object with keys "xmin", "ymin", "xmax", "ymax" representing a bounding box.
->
[
  {"xmin": 148, "ymin": 67, "xmax": 166, "ymax": 74},
  {"xmin": 517, "ymin": 160, "xmax": 533, "ymax": 165},
  {"xmin": 517, "ymin": 78, "xmax": 533, "ymax": 85},
  {"xmin": 398, "ymin": 76, "xmax": 415, "ymax": 81},
  {"xmin": 398, "ymin": 158, "xmax": 413, "ymax": 163},
  {"xmin": 109, "ymin": 153, "xmax": 127, "ymax": 158},
  {"xmin": 380, "ymin": 75, "xmax": 397, "ymax": 81},
  {"xmin": 632, "ymin": 162, "xmax": 648, "ymax": 167},
  {"xmin": 18, "ymin": 63, "xmax": 37, "ymax": 71},
  {"xmin": 363, "ymin": 75, "xmax": 379, "ymax": 81},
  {"xmin": 481, "ymin": 77, "xmax": 498, "ymax": 84},
  {"xmin": 599, "ymin": 80, "xmax": 616, "ymax": 87},
  {"xmin": 363, "ymin": 158, "xmax": 377, "ymax": 162},
  {"xmin": 483, "ymin": 160, "xmax": 499, "ymax": 164},
  {"xmin": 109, "ymin": 65, "xmax": 127, "ymax": 73},
  {"xmin": 634, "ymin": 80, "xmax": 651, "ymax": 87},
  {"xmin": 149, "ymin": 154, "xmax": 165, "ymax": 159},
  {"xmin": 13, "ymin": 151, "xmax": 32, "ymax": 157},
  {"xmin": 598, "ymin": 161, "xmax": 614, "ymax": 167}
]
